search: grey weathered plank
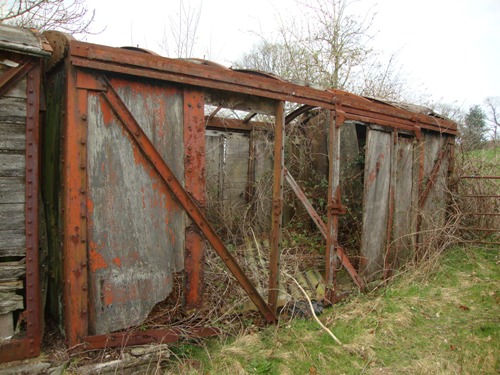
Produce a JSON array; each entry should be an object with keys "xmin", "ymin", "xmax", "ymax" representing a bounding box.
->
[
  {"xmin": 391, "ymin": 136, "xmax": 417, "ymax": 266},
  {"xmin": 0, "ymin": 203, "xmax": 25, "ymax": 231},
  {"xmin": 205, "ymin": 89, "xmax": 276, "ymax": 116},
  {"xmin": 0, "ymin": 230, "xmax": 25, "ymax": 256},
  {"xmin": 419, "ymin": 134, "xmax": 449, "ymax": 248},
  {"xmin": 0, "ymin": 153, "xmax": 25, "ymax": 177},
  {"xmin": 0, "ymin": 67, "xmax": 27, "ymax": 98},
  {"xmin": 86, "ymin": 80, "xmax": 186, "ymax": 335},
  {"xmin": 0, "ymin": 177, "xmax": 25, "ymax": 203},
  {"xmin": 0, "ymin": 260, "xmax": 25, "ymax": 282},
  {"xmin": 0, "ymin": 292, "xmax": 24, "ymax": 314},
  {"xmin": 0, "ymin": 280, "xmax": 23, "ymax": 292},
  {"xmin": 224, "ymin": 133, "xmax": 250, "ymax": 206},
  {"xmin": 360, "ymin": 128, "xmax": 392, "ymax": 280},
  {"xmin": 0, "ymin": 122, "xmax": 26, "ymax": 150},
  {"xmin": 0, "ymin": 96, "xmax": 26, "ymax": 122}
]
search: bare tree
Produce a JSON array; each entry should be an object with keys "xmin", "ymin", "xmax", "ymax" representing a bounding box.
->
[
  {"xmin": 159, "ymin": 0, "xmax": 202, "ymax": 58},
  {"xmin": 234, "ymin": 0, "xmax": 410, "ymax": 102},
  {"xmin": 0, "ymin": 0, "xmax": 96, "ymax": 35},
  {"xmin": 484, "ymin": 96, "xmax": 500, "ymax": 142}
]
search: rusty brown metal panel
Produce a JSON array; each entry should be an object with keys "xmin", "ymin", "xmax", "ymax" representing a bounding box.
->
[
  {"xmin": 62, "ymin": 63, "xmax": 89, "ymax": 347},
  {"xmin": 184, "ymin": 88, "xmax": 206, "ymax": 310},
  {"xmin": 85, "ymin": 78, "xmax": 185, "ymax": 335},
  {"xmin": 268, "ymin": 101, "xmax": 285, "ymax": 312},
  {"xmin": 359, "ymin": 128, "xmax": 392, "ymax": 280},
  {"xmin": 82, "ymin": 327, "xmax": 219, "ymax": 350},
  {"xmin": 389, "ymin": 136, "xmax": 418, "ymax": 268}
]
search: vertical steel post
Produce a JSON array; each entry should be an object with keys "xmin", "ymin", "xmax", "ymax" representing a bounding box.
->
[
  {"xmin": 183, "ymin": 88, "xmax": 206, "ymax": 310},
  {"xmin": 268, "ymin": 101, "xmax": 285, "ymax": 312},
  {"xmin": 325, "ymin": 110, "xmax": 342, "ymax": 303},
  {"xmin": 63, "ymin": 63, "xmax": 89, "ymax": 347}
]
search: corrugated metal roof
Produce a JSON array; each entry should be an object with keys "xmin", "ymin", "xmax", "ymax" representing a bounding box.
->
[{"xmin": 0, "ymin": 24, "xmax": 52, "ymax": 57}]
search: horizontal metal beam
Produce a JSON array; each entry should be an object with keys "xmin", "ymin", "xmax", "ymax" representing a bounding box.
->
[{"xmin": 65, "ymin": 39, "xmax": 457, "ymax": 135}]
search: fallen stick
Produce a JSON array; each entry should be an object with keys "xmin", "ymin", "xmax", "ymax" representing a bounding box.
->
[{"xmin": 283, "ymin": 270, "xmax": 342, "ymax": 346}]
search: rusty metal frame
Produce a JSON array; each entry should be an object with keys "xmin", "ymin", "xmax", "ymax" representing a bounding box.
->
[
  {"xmin": 268, "ymin": 101, "xmax": 285, "ymax": 312},
  {"xmin": 457, "ymin": 175, "xmax": 499, "ymax": 246},
  {"xmin": 325, "ymin": 109, "xmax": 342, "ymax": 302},
  {"xmin": 66, "ymin": 40, "xmax": 457, "ymax": 136},
  {"xmin": 0, "ymin": 60, "xmax": 36, "ymax": 97},
  {"xmin": 0, "ymin": 61, "xmax": 42, "ymax": 363},
  {"xmin": 284, "ymin": 168, "xmax": 365, "ymax": 290},
  {"xmin": 184, "ymin": 88, "xmax": 207, "ymax": 310}
]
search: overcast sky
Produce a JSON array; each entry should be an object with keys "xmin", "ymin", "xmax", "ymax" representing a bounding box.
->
[{"xmin": 84, "ymin": 0, "xmax": 499, "ymax": 108}]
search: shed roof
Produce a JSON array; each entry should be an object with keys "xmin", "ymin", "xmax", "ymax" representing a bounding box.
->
[{"xmin": 0, "ymin": 24, "xmax": 52, "ymax": 57}]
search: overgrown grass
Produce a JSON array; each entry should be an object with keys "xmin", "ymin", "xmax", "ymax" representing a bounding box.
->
[{"xmin": 165, "ymin": 246, "xmax": 499, "ymax": 374}]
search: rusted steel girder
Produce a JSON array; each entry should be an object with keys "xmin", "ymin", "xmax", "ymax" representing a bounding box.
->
[
  {"xmin": 268, "ymin": 101, "xmax": 285, "ymax": 312},
  {"xmin": 284, "ymin": 168, "xmax": 365, "ymax": 291},
  {"xmin": 100, "ymin": 77, "xmax": 276, "ymax": 323},
  {"xmin": 66, "ymin": 40, "xmax": 457, "ymax": 135},
  {"xmin": 83, "ymin": 327, "xmax": 219, "ymax": 350},
  {"xmin": 0, "ymin": 60, "xmax": 35, "ymax": 97},
  {"xmin": 62, "ymin": 61, "xmax": 89, "ymax": 348},
  {"xmin": 184, "ymin": 89, "xmax": 206, "ymax": 310}
]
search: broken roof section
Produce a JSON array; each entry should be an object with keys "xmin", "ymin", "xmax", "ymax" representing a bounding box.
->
[
  {"xmin": 45, "ymin": 33, "xmax": 456, "ymax": 136},
  {"xmin": 0, "ymin": 24, "xmax": 52, "ymax": 57}
]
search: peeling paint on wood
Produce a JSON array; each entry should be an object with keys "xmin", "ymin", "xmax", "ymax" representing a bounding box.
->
[{"xmin": 86, "ymin": 78, "xmax": 185, "ymax": 335}]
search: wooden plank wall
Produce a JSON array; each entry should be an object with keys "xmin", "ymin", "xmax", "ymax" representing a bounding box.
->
[
  {"xmin": 0, "ymin": 64, "xmax": 26, "ymax": 322},
  {"xmin": 418, "ymin": 133, "xmax": 450, "ymax": 252},
  {"xmin": 359, "ymin": 128, "xmax": 392, "ymax": 279},
  {"xmin": 389, "ymin": 135, "xmax": 418, "ymax": 268},
  {"xmin": 86, "ymin": 78, "xmax": 186, "ymax": 335}
]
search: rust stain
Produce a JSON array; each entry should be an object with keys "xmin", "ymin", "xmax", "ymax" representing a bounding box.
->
[
  {"xmin": 112, "ymin": 257, "xmax": 122, "ymax": 267},
  {"xmin": 366, "ymin": 153, "xmax": 385, "ymax": 186},
  {"xmin": 99, "ymin": 95, "xmax": 114, "ymax": 126},
  {"xmin": 89, "ymin": 247, "xmax": 108, "ymax": 272}
]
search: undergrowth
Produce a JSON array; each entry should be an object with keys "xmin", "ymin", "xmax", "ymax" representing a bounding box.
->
[{"xmin": 165, "ymin": 246, "xmax": 499, "ymax": 374}]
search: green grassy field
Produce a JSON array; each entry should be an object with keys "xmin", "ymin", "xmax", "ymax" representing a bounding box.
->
[{"xmin": 166, "ymin": 246, "xmax": 499, "ymax": 374}]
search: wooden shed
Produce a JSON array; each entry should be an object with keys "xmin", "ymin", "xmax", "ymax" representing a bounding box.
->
[{"xmin": 0, "ymin": 24, "xmax": 51, "ymax": 362}]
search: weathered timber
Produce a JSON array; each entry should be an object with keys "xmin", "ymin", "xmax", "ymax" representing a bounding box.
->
[
  {"xmin": 391, "ymin": 136, "xmax": 418, "ymax": 267},
  {"xmin": 86, "ymin": 77, "xmax": 185, "ymax": 335},
  {"xmin": 0, "ymin": 177, "xmax": 25, "ymax": 204},
  {"xmin": 418, "ymin": 134, "xmax": 450, "ymax": 250},
  {"xmin": 0, "ymin": 203, "xmax": 25, "ymax": 231},
  {"xmin": 0, "ymin": 292, "xmax": 24, "ymax": 314},
  {"xmin": 0, "ymin": 122, "xmax": 26, "ymax": 150},
  {"xmin": 0, "ymin": 281, "xmax": 23, "ymax": 292},
  {"xmin": 0, "ymin": 154, "xmax": 25, "ymax": 177},
  {"xmin": 0, "ymin": 97, "xmax": 26, "ymax": 123},
  {"xmin": 0, "ymin": 230, "xmax": 25, "ymax": 256},
  {"xmin": 359, "ymin": 128, "xmax": 392, "ymax": 280},
  {"xmin": 0, "ymin": 65, "xmax": 27, "ymax": 98},
  {"xmin": 0, "ymin": 260, "xmax": 25, "ymax": 282},
  {"xmin": 205, "ymin": 88, "xmax": 276, "ymax": 115}
]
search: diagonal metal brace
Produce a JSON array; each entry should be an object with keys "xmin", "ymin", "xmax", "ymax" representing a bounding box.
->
[
  {"xmin": 284, "ymin": 167, "xmax": 366, "ymax": 291},
  {"xmin": 100, "ymin": 76, "xmax": 276, "ymax": 322}
]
